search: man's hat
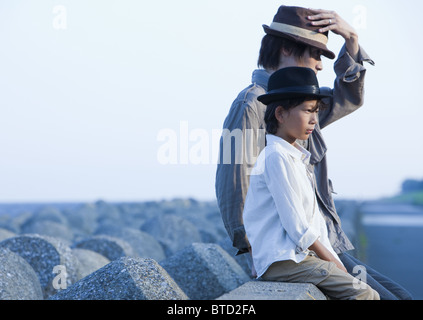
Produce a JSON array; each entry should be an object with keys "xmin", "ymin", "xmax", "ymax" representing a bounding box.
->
[
  {"xmin": 263, "ymin": 5, "xmax": 336, "ymax": 60},
  {"xmin": 257, "ymin": 67, "xmax": 332, "ymax": 105}
]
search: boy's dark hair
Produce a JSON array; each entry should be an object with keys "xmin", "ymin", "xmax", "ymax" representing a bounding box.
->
[
  {"xmin": 258, "ymin": 34, "xmax": 309, "ymax": 70},
  {"xmin": 264, "ymin": 98, "xmax": 323, "ymax": 135}
]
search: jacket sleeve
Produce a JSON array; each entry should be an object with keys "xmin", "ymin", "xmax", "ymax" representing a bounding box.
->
[
  {"xmin": 263, "ymin": 152, "xmax": 320, "ymax": 253},
  {"xmin": 215, "ymin": 90, "xmax": 266, "ymax": 254},
  {"xmin": 319, "ymin": 44, "xmax": 375, "ymax": 129}
]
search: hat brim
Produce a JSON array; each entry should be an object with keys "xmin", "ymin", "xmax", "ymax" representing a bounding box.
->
[
  {"xmin": 257, "ymin": 91, "xmax": 332, "ymax": 105},
  {"xmin": 262, "ymin": 24, "xmax": 336, "ymax": 60}
]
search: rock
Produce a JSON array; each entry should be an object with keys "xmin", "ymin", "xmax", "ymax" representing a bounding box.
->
[
  {"xmin": 160, "ymin": 243, "xmax": 250, "ymax": 300},
  {"xmin": 73, "ymin": 235, "xmax": 136, "ymax": 261},
  {"xmin": 63, "ymin": 203, "xmax": 99, "ymax": 236},
  {"xmin": 0, "ymin": 248, "xmax": 44, "ymax": 300},
  {"xmin": 218, "ymin": 236, "xmax": 253, "ymax": 277},
  {"xmin": 116, "ymin": 202, "xmax": 148, "ymax": 229},
  {"xmin": 0, "ymin": 228, "xmax": 16, "ymax": 242},
  {"xmin": 216, "ymin": 281, "xmax": 327, "ymax": 300},
  {"xmin": 0, "ymin": 199, "xmax": 337, "ymax": 301},
  {"xmin": 94, "ymin": 226, "xmax": 165, "ymax": 261},
  {"xmin": 94, "ymin": 200, "xmax": 122, "ymax": 225},
  {"xmin": 0, "ymin": 234, "xmax": 80, "ymax": 298},
  {"xmin": 19, "ymin": 206, "xmax": 68, "ymax": 233},
  {"xmin": 6, "ymin": 212, "xmax": 33, "ymax": 233},
  {"xmin": 20, "ymin": 220, "xmax": 75, "ymax": 243},
  {"xmin": 23, "ymin": 206, "xmax": 68, "ymax": 224},
  {"xmin": 182, "ymin": 209, "xmax": 227, "ymax": 244},
  {"xmin": 0, "ymin": 215, "xmax": 15, "ymax": 233},
  {"xmin": 49, "ymin": 257, "xmax": 188, "ymax": 300},
  {"xmin": 72, "ymin": 248, "xmax": 110, "ymax": 280},
  {"xmin": 141, "ymin": 215, "xmax": 202, "ymax": 256}
]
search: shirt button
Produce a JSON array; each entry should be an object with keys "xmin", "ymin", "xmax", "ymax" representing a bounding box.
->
[{"xmin": 321, "ymin": 270, "xmax": 328, "ymax": 276}]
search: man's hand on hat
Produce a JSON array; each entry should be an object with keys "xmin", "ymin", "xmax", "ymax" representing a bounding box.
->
[{"xmin": 307, "ymin": 8, "xmax": 359, "ymax": 60}]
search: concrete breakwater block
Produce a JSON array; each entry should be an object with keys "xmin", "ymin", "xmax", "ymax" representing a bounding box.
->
[
  {"xmin": 0, "ymin": 228, "xmax": 16, "ymax": 242},
  {"xmin": 20, "ymin": 206, "xmax": 68, "ymax": 230},
  {"xmin": 21, "ymin": 220, "xmax": 75, "ymax": 243},
  {"xmin": 0, "ymin": 248, "xmax": 44, "ymax": 300},
  {"xmin": 160, "ymin": 243, "xmax": 250, "ymax": 300},
  {"xmin": 49, "ymin": 257, "xmax": 188, "ymax": 300},
  {"xmin": 73, "ymin": 235, "xmax": 136, "ymax": 261},
  {"xmin": 141, "ymin": 215, "xmax": 202, "ymax": 257},
  {"xmin": 94, "ymin": 226, "xmax": 166, "ymax": 262},
  {"xmin": 63, "ymin": 203, "xmax": 99, "ymax": 236},
  {"xmin": 71, "ymin": 248, "xmax": 110, "ymax": 280},
  {"xmin": 216, "ymin": 281, "xmax": 327, "ymax": 300},
  {"xmin": 218, "ymin": 236, "xmax": 253, "ymax": 277},
  {"xmin": 0, "ymin": 234, "xmax": 80, "ymax": 298}
]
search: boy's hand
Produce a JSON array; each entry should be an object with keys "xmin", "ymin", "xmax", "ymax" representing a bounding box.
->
[
  {"xmin": 334, "ymin": 259, "xmax": 349, "ymax": 274},
  {"xmin": 307, "ymin": 9, "xmax": 359, "ymax": 60},
  {"xmin": 309, "ymin": 239, "xmax": 348, "ymax": 273}
]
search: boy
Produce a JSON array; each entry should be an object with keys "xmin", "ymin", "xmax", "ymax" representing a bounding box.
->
[{"xmin": 243, "ymin": 67, "xmax": 379, "ymax": 300}]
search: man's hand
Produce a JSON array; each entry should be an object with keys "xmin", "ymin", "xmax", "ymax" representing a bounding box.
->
[{"xmin": 307, "ymin": 8, "xmax": 359, "ymax": 60}]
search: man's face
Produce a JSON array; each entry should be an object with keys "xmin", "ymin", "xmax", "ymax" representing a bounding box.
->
[
  {"xmin": 278, "ymin": 46, "xmax": 324, "ymax": 74},
  {"xmin": 297, "ymin": 47, "xmax": 324, "ymax": 74}
]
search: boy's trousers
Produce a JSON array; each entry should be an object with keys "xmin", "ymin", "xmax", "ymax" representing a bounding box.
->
[{"xmin": 261, "ymin": 253, "xmax": 380, "ymax": 300}]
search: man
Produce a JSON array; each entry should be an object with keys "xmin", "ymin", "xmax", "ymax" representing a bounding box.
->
[{"xmin": 215, "ymin": 5, "xmax": 412, "ymax": 300}]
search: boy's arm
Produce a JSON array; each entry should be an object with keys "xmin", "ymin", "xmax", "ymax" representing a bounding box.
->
[
  {"xmin": 264, "ymin": 152, "xmax": 320, "ymax": 253},
  {"xmin": 263, "ymin": 151, "xmax": 347, "ymax": 273},
  {"xmin": 309, "ymin": 239, "xmax": 348, "ymax": 273}
]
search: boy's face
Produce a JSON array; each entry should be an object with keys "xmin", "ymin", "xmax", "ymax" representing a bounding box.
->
[{"xmin": 276, "ymin": 100, "xmax": 319, "ymax": 144}]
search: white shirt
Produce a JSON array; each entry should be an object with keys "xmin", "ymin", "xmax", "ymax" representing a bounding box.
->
[{"xmin": 243, "ymin": 134, "xmax": 341, "ymax": 278}]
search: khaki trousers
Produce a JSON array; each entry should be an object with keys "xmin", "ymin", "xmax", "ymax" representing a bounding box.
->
[{"xmin": 261, "ymin": 254, "xmax": 380, "ymax": 300}]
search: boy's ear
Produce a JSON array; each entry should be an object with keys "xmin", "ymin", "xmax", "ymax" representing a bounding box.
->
[{"xmin": 275, "ymin": 106, "xmax": 284, "ymax": 124}]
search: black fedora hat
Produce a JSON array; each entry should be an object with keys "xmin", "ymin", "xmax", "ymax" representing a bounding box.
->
[
  {"xmin": 263, "ymin": 6, "xmax": 336, "ymax": 60},
  {"xmin": 257, "ymin": 67, "xmax": 332, "ymax": 105}
]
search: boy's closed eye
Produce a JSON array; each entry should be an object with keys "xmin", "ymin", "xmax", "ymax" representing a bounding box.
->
[
  {"xmin": 305, "ymin": 108, "xmax": 319, "ymax": 113},
  {"xmin": 304, "ymin": 105, "xmax": 320, "ymax": 113}
]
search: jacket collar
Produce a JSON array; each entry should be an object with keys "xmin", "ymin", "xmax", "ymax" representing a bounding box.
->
[
  {"xmin": 252, "ymin": 69, "xmax": 272, "ymax": 90},
  {"xmin": 266, "ymin": 134, "xmax": 311, "ymax": 164}
]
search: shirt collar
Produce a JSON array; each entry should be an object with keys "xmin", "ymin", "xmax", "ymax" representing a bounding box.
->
[
  {"xmin": 266, "ymin": 134, "xmax": 311, "ymax": 164},
  {"xmin": 252, "ymin": 69, "xmax": 271, "ymax": 90}
]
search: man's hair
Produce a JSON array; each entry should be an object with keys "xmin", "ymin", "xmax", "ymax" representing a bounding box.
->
[
  {"xmin": 264, "ymin": 98, "xmax": 323, "ymax": 135},
  {"xmin": 258, "ymin": 34, "xmax": 309, "ymax": 70}
]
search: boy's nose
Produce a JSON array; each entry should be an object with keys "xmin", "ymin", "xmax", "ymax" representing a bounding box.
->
[{"xmin": 310, "ymin": 113, "xmax": 318, "ymax": 124}]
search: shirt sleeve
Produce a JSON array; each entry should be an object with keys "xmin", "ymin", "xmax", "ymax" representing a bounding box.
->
[
  {"xmin": 319, "ymin": 44, "xmax": 375, "ymax": 129},
  {"xmin": 263, "ymin": 152, "xmax": 319, "ymax": 253}
]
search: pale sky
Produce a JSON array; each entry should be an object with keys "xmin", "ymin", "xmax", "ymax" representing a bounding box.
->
[{"xmin": 0, "ymin": 0, "xmax": 422, "ymax": 202}]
